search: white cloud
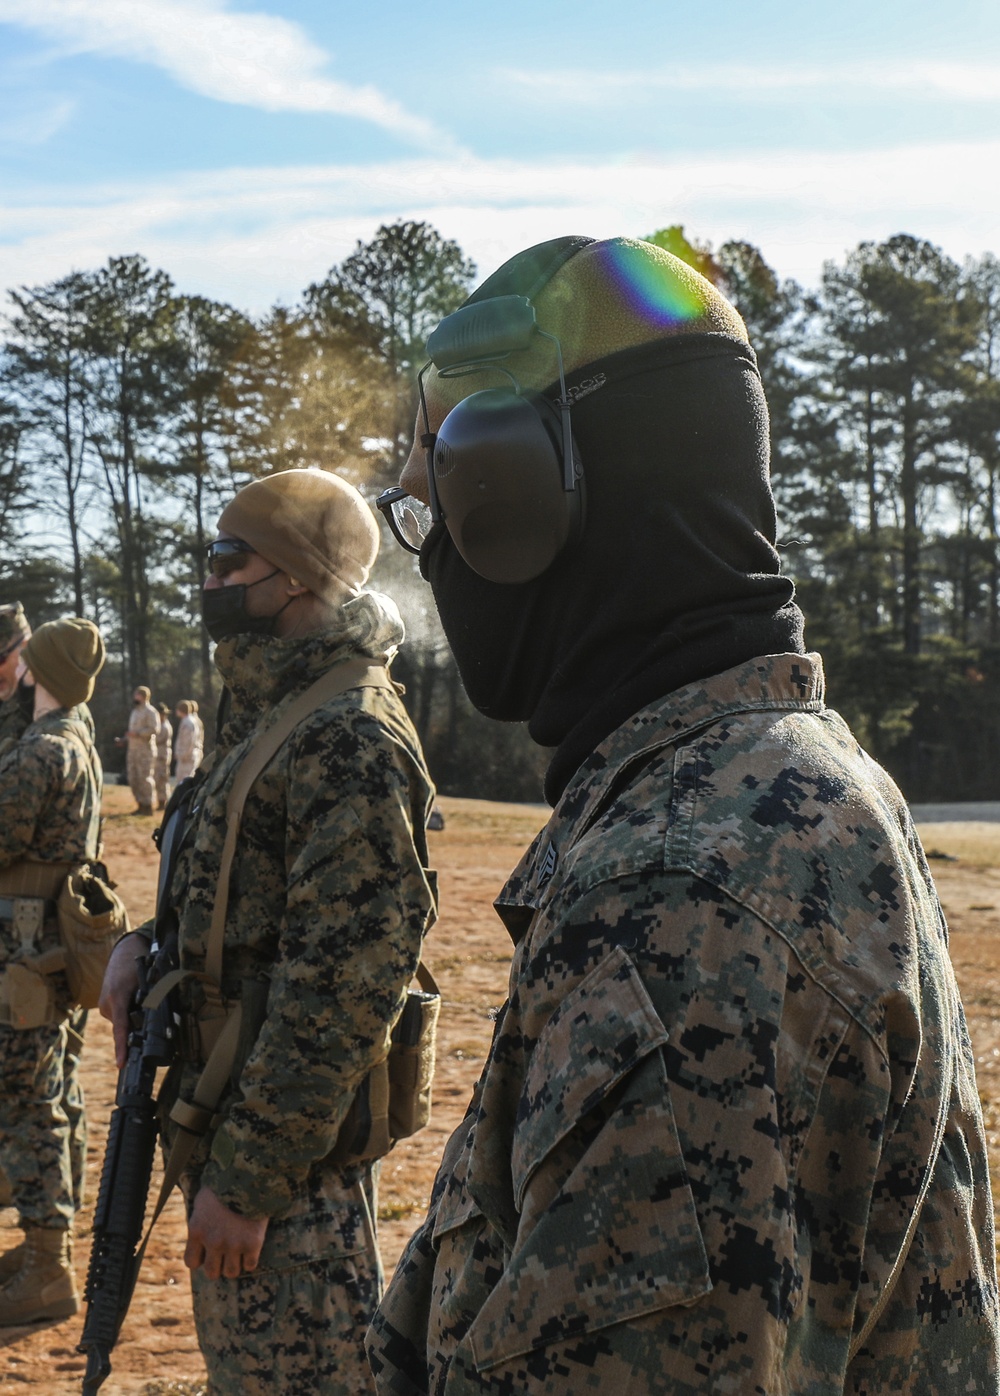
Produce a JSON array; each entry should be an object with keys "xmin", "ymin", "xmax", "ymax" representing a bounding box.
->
[
  {"xmin": 0, "ymin": 0, "xmax": 449, "ymax": 149},
  {"xmin": 0, "ymin": 97, "xmax": 75, "ymax": 145},
  {"xmin": 501, "ymin": 60, "xmax": 1000, "ymax": 106},
  {"xmin": 2, "ymin": 141, "xmax": 999, "ymax": 313}
]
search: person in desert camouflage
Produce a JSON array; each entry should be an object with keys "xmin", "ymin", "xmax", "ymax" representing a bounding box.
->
[
  {"xmin": 173, "ymin": 699, "xmax": 204, "ymax": 781},
  {"xmin": 153, "ymin": 701, "xmax": 172, "ymax": 807},
  {"xmin": 117, "ymin": 685, "xmax": 160, "ymax": 814},
  {"xmin": 0, "ymin": 617, "xmax": 105, "ymax": 1326},
  {"xmin": 368, "ymin": 236, "xmax": 999, "ymax": 1394},
  {"xmin": 101, "ymin": 468, "xmax": 436, "ymax": 1395}
]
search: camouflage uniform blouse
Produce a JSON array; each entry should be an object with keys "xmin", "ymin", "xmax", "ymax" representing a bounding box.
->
[
  {"xmin": 0, "ymin": 706, "xmax": 102, "ymax": 995},
  {"xmin": 159, "ymin": 593, "xmax": 437, "ymax": 1219},
  {"xmin": 0, "ymin": 706, "xmax": 101, "ymax": 873},
  {"xmin": 369, "ymin": 653, "xmax": 999, "ymax": 1395}
]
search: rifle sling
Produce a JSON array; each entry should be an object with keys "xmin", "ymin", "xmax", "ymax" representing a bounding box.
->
[
  {"xmin": 138, "ymin": 1005, "xmax": 245, "ymax": 1260},
  {"xmin": 206, "ymin": 658, "xmax": 394, "ymax": 987}
]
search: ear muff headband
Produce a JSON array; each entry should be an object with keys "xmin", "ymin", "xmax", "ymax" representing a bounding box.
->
[
  {"xmin": 419, "ymin": 237, "xmax": 595, "ymax": 585},
  {"xmin": 464, "ymin": 234, "xmax": 596, "ymax": 305}
]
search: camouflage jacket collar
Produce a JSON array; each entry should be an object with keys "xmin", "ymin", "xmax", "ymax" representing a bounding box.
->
[
  {"xmin": 27, "ymin": 703, "xmax": 94, "ymax": 743},
  {"xmin": 214, "ymin": 590, "xmax": 405, "ymax": 733},
  {"xmin": 495, "ymin": 652, "xmax": 826, "ymax": 941}
]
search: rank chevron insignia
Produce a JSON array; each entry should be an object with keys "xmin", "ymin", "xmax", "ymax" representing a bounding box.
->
[{"xmin": 537, "ymin": 840, "xmax": 558, "ymax": 886}]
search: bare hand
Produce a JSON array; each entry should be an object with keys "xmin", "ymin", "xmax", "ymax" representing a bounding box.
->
[
  {"xmin": 98, "ymin": 933, "xmax": 150, "ymax": 1068},
  {"xmin": 185, "ymin": 1185, "xmax": 268, "ymax": 1280}
]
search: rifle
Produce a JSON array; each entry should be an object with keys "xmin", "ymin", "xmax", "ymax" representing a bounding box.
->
[{"xmin": 78, "ymin": 782, "xmax": 192, "ymax": 1394}]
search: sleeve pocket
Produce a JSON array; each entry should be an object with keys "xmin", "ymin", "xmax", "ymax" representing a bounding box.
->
[{"xmin": 468, "ymin": 946, "xmax": 713, "ymax": 1372}]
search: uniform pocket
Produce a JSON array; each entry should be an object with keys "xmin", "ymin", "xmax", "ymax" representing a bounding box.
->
[
  {"xmin": 255, "ymin": 1163, "xmax": 371, "ymax": 1271},
  {"xmin": 467, "ymin": 946, "xmax": 712, "ymax": 1373}
]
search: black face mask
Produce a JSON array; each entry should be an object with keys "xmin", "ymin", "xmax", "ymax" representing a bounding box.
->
[{"xmin": 201, "ymin": 570, "xmax": 291, "ymax": 643}]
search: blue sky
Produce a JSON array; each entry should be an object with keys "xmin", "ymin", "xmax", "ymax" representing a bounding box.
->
[{"xmin": 1, "ymin": 0, "xmax": 999, "ymax": 314}]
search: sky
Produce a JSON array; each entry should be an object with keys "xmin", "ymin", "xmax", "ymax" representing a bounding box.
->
[{"xmin": 1, "ymin": 0, "xmax": 999, "ymax": 315}]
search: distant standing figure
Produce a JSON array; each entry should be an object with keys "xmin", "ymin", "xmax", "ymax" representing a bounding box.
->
[
  {"xmin": 0, "ymin": 604, "xmax": 89, "ymax": 1228},
  {"xmin": 154, "ymin": 702, "xmax": 172, "ymax": 808},
  {"xmin": 116, "ymin": 686, "xmax": 159, "ymax": 815},
  {"xmin": 173, "ymin": 700, "xmax": 204, "ymax": 782},
  {"xmin": 0, "ymin": 617, "xmax": 105, "ymax": 1326}
]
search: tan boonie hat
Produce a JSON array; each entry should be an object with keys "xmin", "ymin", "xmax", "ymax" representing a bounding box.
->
[
  {"xmin": 219, "ymin": 468, "xmax": 379, "ymax": 602},
  {"xmin": 23, "ymin": 618, "xmax": 106, "ymax": 709},
  {"xmin": 0, "ymin": 602, "xmax": 29, "ymax": 652}
]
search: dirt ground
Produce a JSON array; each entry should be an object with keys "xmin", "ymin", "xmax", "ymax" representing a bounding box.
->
[{"xmin": 3, "ymin": 791, "xmax": 1000, "ymax": 1394}]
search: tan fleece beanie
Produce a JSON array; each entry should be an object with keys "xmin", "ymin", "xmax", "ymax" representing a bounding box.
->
[
  {"xmin": 219, "ymin": 469, "xmax": 379, "ymax": 602},
  {"xmin": 23, "ymin": 618, "xmax": 106, "ymax": 708}
]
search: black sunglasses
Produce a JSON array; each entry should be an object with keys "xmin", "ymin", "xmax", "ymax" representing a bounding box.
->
[
  {"xmin": 205, "ymin": 537, "xmax": 258, "ymax": 578},
  {"xmin": 376, "ymin": 487, "xmax": 435, "ymax": 556}
]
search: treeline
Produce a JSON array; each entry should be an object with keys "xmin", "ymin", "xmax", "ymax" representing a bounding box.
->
[{"xmin": 2, "ymin": 223, "xmax": 999, "ymax": 802}]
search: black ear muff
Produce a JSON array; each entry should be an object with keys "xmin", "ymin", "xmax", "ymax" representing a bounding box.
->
[{"xmin": 432, "ymin": 390, "xmax": 584, "ymax": 585}]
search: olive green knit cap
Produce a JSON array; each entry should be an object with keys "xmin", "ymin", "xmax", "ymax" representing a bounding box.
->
[{"xmin": 23, "ymin": 618, "xmax": 105, "ymax": 708}]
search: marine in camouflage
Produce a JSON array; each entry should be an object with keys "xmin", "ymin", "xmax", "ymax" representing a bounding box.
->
[
  {"xmin": 0, "ymin": 658, "xmax": 33, "ymax": 1206},
  {"xmin": 126, "ymin": 695, "xmax": 159, "ymax": 810},
  {"xmin": 368, "ymin": 652, "xmax": 1000, "ymax": 1395},
  {"xmin": 0, "ymin": 706, "xmax": 102, "ymax": 1231},
  {"xmin": 174, "ymin": 709, "xmax": 204, "ymax": 782},
  {"xmin": 152, "ymin": 591, "xmax": 436, "ymax": 1395},
  {"xmin": 0, "ymin": 618, "xmax": 91, "ymax": 1208},
  {"xmin": 154, "ymin": 710, "xmax": 172, "ymax": 808}
]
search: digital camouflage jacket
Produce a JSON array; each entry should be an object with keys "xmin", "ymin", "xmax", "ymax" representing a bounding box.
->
[
  {"xmin": 0, "ymin": 705, "xmax": 101, "ymax": 873},
  {"xmin": 157, "ymin": 592, "xmax": 437, "ymax": 1219},
  {"xmin": 0, "ymin": 705, "xmax": 102, "ymax": 996},
  {"xmin": 368, "ymin": 652, "xmax": 999, "ymax": 1395}
]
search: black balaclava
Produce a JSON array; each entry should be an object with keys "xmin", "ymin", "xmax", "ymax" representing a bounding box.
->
[{"xmin": 421, "ymin": 329, "xmax": 804, "ymax": 804}]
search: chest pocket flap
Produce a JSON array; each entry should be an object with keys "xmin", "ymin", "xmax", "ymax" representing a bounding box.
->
[{"xmin": 468, "ymin": 946, "xmax": 712, "ymax": 1372}]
